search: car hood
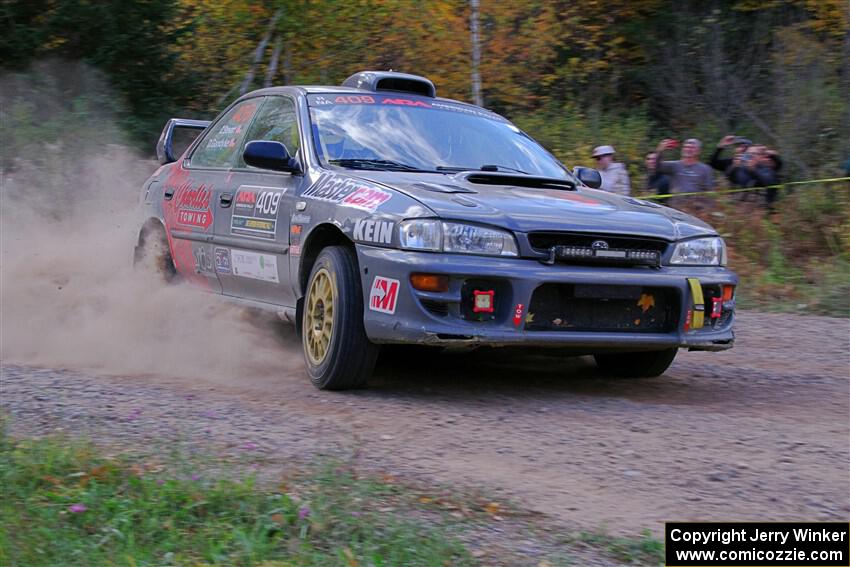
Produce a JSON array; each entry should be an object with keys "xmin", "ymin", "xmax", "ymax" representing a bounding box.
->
[{"xmin": 351, "ymin": 171, "xmax": 716, "ymax": 241}]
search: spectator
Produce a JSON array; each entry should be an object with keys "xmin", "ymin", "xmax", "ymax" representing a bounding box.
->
[
  {"xmin": 591, "ymin": 145, "xmax": 631, "ymax": 195},
  {"xmin": 654, "ymin": 138, "xmax": 715, "ymax": 209},
  {"xmin": 748, "ymin": 145, "xmax": 782, "ymax": 209},
  {"xmin": 644, "ymin": 152, "xmax": 670, "ymax": 195},
  {"xmin": 710, "ymin": 135, "xmax": 753, "ymax": 187}
]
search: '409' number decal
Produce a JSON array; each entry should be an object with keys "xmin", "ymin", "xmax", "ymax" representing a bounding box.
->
[{"xmin": 335, "ymin": 95, "xmax": 375, "ymax": 104}]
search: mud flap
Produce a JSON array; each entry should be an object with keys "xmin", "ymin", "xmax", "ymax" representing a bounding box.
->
[{"xmin": 686, "ymin": 277, "xmax": 705, "ymax": 330}]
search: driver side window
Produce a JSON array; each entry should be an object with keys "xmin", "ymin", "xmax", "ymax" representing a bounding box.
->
[
  {"xmin": 237, "ymin": 96, "xmax": 300, "ymax": 168},
  {"xmin": 190, "ymin": 98, "xmax": 263, "ymax": 169}
]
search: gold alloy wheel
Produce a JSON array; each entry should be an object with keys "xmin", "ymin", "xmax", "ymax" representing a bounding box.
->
[{"xmin": 305, "ymin": 267, "xmax": 335, "ymax": 365}]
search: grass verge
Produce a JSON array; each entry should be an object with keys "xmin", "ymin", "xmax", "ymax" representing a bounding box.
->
[
  {"xmin": 0, "ymin": 428, "xmax": 472, "ymax": 566},
  {"xmin": 0, "ymin": 424, "xmax": 667, "ymax": 566}
]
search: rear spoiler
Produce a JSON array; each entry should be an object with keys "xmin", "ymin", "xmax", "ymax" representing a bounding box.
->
[{"xmin": 156, "ymin": 118, "xmax": 211, "ymax": 164}]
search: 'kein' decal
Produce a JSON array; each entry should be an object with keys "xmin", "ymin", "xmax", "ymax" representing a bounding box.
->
[{"xmin": 354, "ymin": 219, "xmax": 393, "ymax": 245}]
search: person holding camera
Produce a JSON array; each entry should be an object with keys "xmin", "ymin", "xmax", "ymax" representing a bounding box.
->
[
  {"xmin": 711, "ymin": 135, "xmax": 754, "ymax": 188},
  {"xmin": 748, "ymin": 145, "xmax": 782, "ymax": 208},
  {"xmin": 654, "ymin": 138, "xmax": 715, "ymax": 209}
]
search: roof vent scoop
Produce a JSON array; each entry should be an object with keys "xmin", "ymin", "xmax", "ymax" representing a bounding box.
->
[{"xmin": 342, "ymin": 71, "xmax": 436, "ymax": 98}]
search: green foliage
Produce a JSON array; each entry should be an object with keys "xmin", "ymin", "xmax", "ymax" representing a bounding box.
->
[
  {"xmin": 513, "ymin": 101, "xmax": 655, "ymax": 182},
  {"xmin": 0, "ymin": 62, "xmax": 126, "ymax": 170},
  {"xmin": 706, "ymin": 184, "xmax": 850, "ymax": 316},
  {"xmin": 3, "ymin": 1, "xmax": 847, "ymax": 172},
  {"xmin": 1, "ymin": 0, "xmax": 197, "ymax": 146},
  {"xmin": 2, "ymin": 0, "xmax": 847, "ymax": 315},
  {"xmin": 0, "ymin": 429, "xmax": 472, "ymax": 566}
]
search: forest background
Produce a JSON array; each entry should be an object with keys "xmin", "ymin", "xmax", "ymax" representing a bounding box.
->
[{"xmin": 2, "ymin": 0, "xmax": 849, "ymax": 313}]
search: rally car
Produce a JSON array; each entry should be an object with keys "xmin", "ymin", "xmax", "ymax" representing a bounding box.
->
[{"xmin": 137, "ymin": 70, "xmax": 737, "ymax": 390}]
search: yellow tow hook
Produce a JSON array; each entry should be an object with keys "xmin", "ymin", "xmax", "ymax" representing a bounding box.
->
[{"xmin": 686, "ymin": 278, "xmax": 705, "ymax": 331}]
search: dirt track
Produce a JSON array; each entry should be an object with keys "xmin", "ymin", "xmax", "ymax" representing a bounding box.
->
[{"xmin": 2, "ymin": 310, "xmax": 849, "ymax": 537}]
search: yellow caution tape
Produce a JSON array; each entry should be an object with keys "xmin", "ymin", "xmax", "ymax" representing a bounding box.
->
[
  {"xmin": 643, "ymin": 176, "xmax": 850, "ymax": 201},
  {"xmin": 687, "ymin": 278, "xmax": 705, "ymax": 330}
]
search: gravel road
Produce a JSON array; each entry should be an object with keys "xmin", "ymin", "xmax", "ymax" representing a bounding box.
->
[{"xmin": 2, "ymin": 310, "xmax": 848, "ymax": 538}]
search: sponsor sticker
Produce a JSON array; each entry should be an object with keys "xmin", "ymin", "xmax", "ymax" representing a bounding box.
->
[
  {"xmin": 230, "ymin": 186, "xmax": 284, "ymax": 240},
  {"xmin": 333, "ymin": 95, "xmax": 375, "ymax": 104},
  {"xmin": 214, "ymin": 247, "xmax": 231, "ymax": 274},
  {"xmin": 193, "ymin": 245, "xmax": 215, "ymax": 273},
  {"xmin": 231, "ymin": 249, "xmax": 279, "ymax": 283},
  {"xmin": 369, "ymin": 276, "xmax": 400, "ymax": 315},
  {"xmin": 512, "ymin": 303, "xmax": 525, "ymax": 327},
  {"xmin": 174, "ymin": 183, "xmax": 213, "ymax": 230},
  {"xmin": 290, "ymin": 221, "xmax": 304, "ymax": 250},
  {"xmin": 353, "ymin": 219, "xmax": 393, "ymax": 245},
  {"xmin": 290, "ymin": 213, "xmax": 311, "ymax": 224},
  {"xmin": 232, "ymin": 101, "xmax": 259, "ymax": 123},
  {"xmin": 302, "ymin": 174, "xmax": 392, "ymax": 213},
  {"xmin": 381, "ymin": 97, "xmax": 431, "ymax": 108}
]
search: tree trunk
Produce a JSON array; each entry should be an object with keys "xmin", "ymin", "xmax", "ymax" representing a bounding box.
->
[
  {"xmin": 264, "ymin": 35, "xmax": 283, "ymax": 87},
  {"xmin": 240, "ymin": 8, "xmax": 284, "ymax": 95},
  {"xmin": 469, "ymin": 0, "xmax": 483, "ymax": 106}
]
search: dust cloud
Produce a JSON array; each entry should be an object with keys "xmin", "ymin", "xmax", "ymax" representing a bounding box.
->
[{"xmin": 0, "ymin": 62, "xmax": 302, "ymax": 382}]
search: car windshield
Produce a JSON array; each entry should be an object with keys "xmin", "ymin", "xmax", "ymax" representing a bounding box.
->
[{"xmin": 307, "ymin": 93, "xmax": 571, "ymax": 179}]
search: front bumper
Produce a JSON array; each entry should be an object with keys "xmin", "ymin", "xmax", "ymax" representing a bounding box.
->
[{"xmin": 356, "ymin": 246, "xmax": 737, "ymax": 352}]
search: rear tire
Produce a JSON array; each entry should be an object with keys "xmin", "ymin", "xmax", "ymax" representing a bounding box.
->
[
  {"xmin": 133, "ymin": 224, "xmax": 177, "ymax": 282},
  {"xmin": 593, "ymin": 348, "xmax": 678, "ymax": 378},
  {"xmin": 302, "ymin": 245, "xmax": 378, "ymax": 390}
]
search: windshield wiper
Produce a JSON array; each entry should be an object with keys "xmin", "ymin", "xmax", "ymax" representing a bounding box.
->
[
  {"xmin": 436, "ymin": 164, "xmax": 530, "ymax": 175},
  {"xmin": 328, "ymin": 158, "xmax": 432, "ymax": 172}
]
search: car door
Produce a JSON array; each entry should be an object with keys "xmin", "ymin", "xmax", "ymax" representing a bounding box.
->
[
  {"xmin": 213, "ymin": 95, "xmax": 304, "ymax": 308},
  {"xmin": 174, "ymin": 97, "xmax": 264, "ymax": 292}
]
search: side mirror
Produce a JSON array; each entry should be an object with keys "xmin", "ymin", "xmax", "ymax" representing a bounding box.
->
[
  {"xmin": 573, "ymin": 166, "xmax": 602, "ymax": 189},
  {"xmin": 243, "ymin": 141, "xmax": 301, "ymax": 174},
  {"xmin": 156, "ymin": 118, "xmax": 211, "ymax": 165}
]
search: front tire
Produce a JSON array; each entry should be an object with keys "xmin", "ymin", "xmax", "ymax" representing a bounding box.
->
[
  {"xmin": 302, "ymin": 245, "xmax": 378, "ymax": 390},
  {"xmin": 593, "ymin": 348, "xmax": 678, "ymax": 378}
]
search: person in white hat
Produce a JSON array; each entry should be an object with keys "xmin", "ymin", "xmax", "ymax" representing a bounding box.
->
[{"xmin": 591, "ymin": 145, "xmax": 631, "ymax": 196}]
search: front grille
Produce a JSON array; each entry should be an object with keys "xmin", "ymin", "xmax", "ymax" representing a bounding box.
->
[
  {"xmin": 528, "ymin": 232, "xmax": 668, "ymax": 267},
  {"xmin": 526, "ymin": 284, "xmax": 677, "ymax": 332}
]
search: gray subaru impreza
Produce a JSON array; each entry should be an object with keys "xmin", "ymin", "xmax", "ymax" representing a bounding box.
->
[{"xmin": 136, "ymin": 70, "xmax": 737, "ymax": 389}]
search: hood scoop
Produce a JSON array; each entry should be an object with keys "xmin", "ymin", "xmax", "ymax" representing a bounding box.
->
[
  {"xmin": 412, "ymin": 182, "xmax": 477, "ymax": 194},
  {"xmin": 456, "ymin": 171, "xmax": 576, "ymax": 190}
]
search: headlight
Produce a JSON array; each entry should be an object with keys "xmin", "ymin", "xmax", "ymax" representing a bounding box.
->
[
  {"xmin": 398, "ymin": 220, "xmax": 518, "ymax": 257},
  {"xmin": 669, "ymin": 237, "xmax": 727, "ymax": 266}
]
